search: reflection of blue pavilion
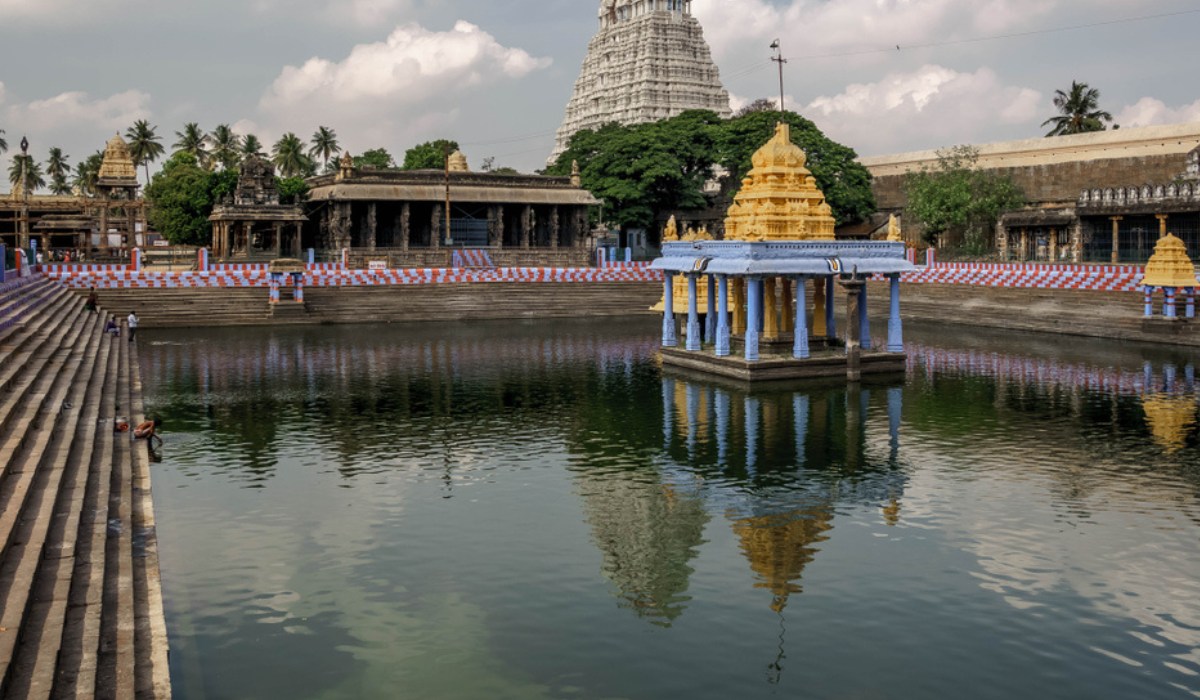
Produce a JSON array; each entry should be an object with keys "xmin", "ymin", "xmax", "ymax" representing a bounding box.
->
[{"xmin": 651, "ymin": 124, "xmax": 916, "ymax": 381}]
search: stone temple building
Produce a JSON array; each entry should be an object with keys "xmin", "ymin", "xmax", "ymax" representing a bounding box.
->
[{"xmin": 548, "ymin": 0, "xmax": 731, "ymax": 165}]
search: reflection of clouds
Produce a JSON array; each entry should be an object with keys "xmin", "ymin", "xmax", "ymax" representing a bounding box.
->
[{"xmin": 900, "ymin": 440, "xmax": 1200, "ymax": 689}]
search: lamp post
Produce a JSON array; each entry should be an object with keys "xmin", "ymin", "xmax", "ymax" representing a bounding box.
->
[{"xmin": 770, "ymin": 40, "xmax": 787, "ymax": 114}]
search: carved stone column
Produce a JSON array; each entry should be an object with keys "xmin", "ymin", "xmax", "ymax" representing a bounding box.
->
[
  {"xmin": 522, "ymin": 206, "xmax": 534, "ymax": 249},
  {"xmin": 1070, "ymin": 217, "xmax": 1083, "ymax": 264},
  {"xmin": 550, "ymin": 206, "xmax": 560, "ymax": 249},
  {"xmin": 274, "ymin": 222, "xmax": 283, "ymax": 258},
  {"xmin": 366, "ymin": 202, "xmax": 377, "ymax": 251},
  {"xmin": 431, "ymin": 204, "xmax": 442, "ymax": 249},
  {"xmin": 400, "ymin": 203, "xmax": 411, "ymax": 252},
  {"xmin": 1110, "ymin": 216, "xmax": 1123, "ymax": 264}
]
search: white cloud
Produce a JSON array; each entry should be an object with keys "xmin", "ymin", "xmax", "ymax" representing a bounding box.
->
[
  {"xmin": 1116, "ymin": 97, "xmax": 1200, "ymax": 129},
  {"xmin": 261, "ymin": 21, "xmax": 549, "ymax": 113},
  {"xmin": 803, "ymin": 65, "xmax": 1041, "ymax": 155},
  {"xmin": 693, "ymin": 0, "xmax": 1058, "ymax": 61},
  {"xmin": 0, "ymin": 0, "xmax": 140, "ymax": 22},
  {"xmin": 6, "ymin": 89, "xmax": 152, "ymax": 133}
]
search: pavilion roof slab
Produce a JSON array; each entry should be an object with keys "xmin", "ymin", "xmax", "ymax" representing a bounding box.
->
[
  {"xmin": 307, "ymin": 183, "xmax": 599, "ymax": 206},
  {"xmin": 651, "ymin": 240, "xmax": 916, "ymax": 277}
]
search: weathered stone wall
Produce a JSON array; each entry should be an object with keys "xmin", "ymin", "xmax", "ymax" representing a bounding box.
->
[{"xmin": 872, "ymin": 153, "xmax": 1191, "ymax": 210}]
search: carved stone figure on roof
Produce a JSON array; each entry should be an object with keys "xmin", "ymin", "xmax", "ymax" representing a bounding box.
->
[
  {"xmin": 235, "ymin": 156, "xmax": 280, "ymax": 206},
  {"xmin": 663, "ymin": 215, "xmax": 679, "ymax": 242},
  {"xmin": 1186, "ymin": 147, "xmax": 1199, "ymax": 179},
  {"xmin": 886, "ymin": 214, "xmax": 903, "ymax": 242}
]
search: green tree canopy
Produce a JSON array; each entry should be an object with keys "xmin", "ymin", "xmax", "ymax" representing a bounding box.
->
[
  {"xmin": 277, "ymin": 176, "xmax": 309, "ymax": 204},
  {"xmin": 354, "ymin": 148, "xmax": 395, "ymax": 169},
  {"xmin": 8, "ymin": 154, "xmax": 45, "ymax": 194},
  {"xmin": 46, "ymin": 147, "xmax": 71, "ymax": 195},
  {"xmin": 547, "ymin": 108, "xmax": 875, "ymax": 233},
  {"xmin": 241, "ymin": 134, "xmax": 265, "ymax": 158},
  {"xmin": 903, "ymin": 145, "xmax": 1025, "ymax": 250},
  {"xmin": 401, "ymin": 140, "xmax": 458, "ymax": 170},
  {"xmin": 144, "ymin": 152, "xmax": 237, "ymax": 246},
  {"xmin": 1042, "ymin": 81, "xmax": 1114, "ymax": 137},
  {"xmin": 0, "ymin": 128, "xmax": 7, "ymax": 155},
  {"xmin": 126, "ymin": 119, "xmax": 165, "ymax": 184}
]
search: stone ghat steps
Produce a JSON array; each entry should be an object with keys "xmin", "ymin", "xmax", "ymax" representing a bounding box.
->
[
  {"xmin": 71, "ymin": 283, "xmax": 663, "ymax": 328},
  {"xmin": 302, "ymin": 283, "xmax": 662, "ymax": 323},
  {"xmin": 0, "ymin": 282, "xmax": 169, "ymax": 698}
]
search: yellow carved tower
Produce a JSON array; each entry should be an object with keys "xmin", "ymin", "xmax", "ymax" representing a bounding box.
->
[{"xmin": 1142, "ymin": 233, "xmax": 1198, "ymax": 288}]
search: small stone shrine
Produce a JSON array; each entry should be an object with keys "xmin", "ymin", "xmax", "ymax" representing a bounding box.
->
[
  {"xmin": 209, "ymin": 156, "xmax": 306, "ymax": 259},
  {"xmin": 651, "ymin": 123, "xmax": 916, "ymax": 381}
]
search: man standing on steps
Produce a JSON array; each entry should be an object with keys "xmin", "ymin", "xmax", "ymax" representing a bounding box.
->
[{"xmin": 127, "ymin": 310, "xmax": 139, "ymax": 342}]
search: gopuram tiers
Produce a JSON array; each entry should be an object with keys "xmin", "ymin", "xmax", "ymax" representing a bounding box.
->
[
  {"xmin": 652, "ymin": 123, "xmax": 916, "ymax": 382},
  {"xmin": 549, "ymin": 0, "xmax": 731, "ymax": 164}
]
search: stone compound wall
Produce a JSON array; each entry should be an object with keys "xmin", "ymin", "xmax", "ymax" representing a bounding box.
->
[
  {"xmin": 550, "ymin": 1, "xmax": 730, "ymax": 163},
  {"xmin": 863, "ymin": 123, "xmax": 1200, "ymax": 210}
]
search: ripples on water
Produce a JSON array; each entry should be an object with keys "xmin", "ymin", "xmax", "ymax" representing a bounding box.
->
[{"xmin": 141, "ymin": 319, "xmax": 1200, "ymax": 700}]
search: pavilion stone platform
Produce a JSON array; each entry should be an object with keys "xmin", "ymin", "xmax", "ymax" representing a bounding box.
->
[{"xmin": 652, "ymin": 240, "xmax": 916, "ymax": 382}]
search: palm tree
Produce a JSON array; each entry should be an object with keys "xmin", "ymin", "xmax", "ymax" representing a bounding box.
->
[
  {"xmin": 125, "ymin": 119, "xmax": 165, "ymax": 184},
  {"xmin": 72, "ymin": 151, "xmax": 104, "ymax": 196},
  {"xmin": 272, "ymin": 132, "xmax": 312, "ymax": 178},
  {"xmin": 209, "ymin": 124, "xmax": 243, "ymax": 171},
  {"xmin": 308, "ymin": 126, "xmax": 341, "ymax": 170},
  {"xmin": 1042, "ymin": 81, "xmax": 1113, "ymax": 137},
  {"xmin": 9, "ymin": 154, "xmax": 46, "ymax": 195},
  {"xmin": 46, "ymin": 147, "xmax": 71, "ymax": 195},
  {"xmin": 0, "ymin": 128, "xmax": 7, "ymax": 156},
  {"xmin": 241, "ymin": 134, "xmax": 266, "ymax": 159},
  {"xmin": 173, "ymin": 122, "xmax": 209, "ymax": 167}
]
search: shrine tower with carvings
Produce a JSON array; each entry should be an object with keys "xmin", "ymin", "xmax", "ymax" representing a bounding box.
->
[{"xmin": 549, "ymin": 0, "xmax": 732, "ymax": 165}]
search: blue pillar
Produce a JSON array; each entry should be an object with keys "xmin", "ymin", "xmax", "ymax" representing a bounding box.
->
[
  {"xmin": 745, "ymin": 277, "xmax": 762, "ymax": 362},
  {"xmin": 716, "ymin": 275, "xmax": 731, "ymax": 357},
  {"xmin": 307, "ymin": 248, "xmax": 315, "ymax": 265},
  {"xmin": 758, "ymin": 281, "xmax": 766, "ymax": 332},
  {"xmin": 859, "ymin": 282, "xmax": 872, "ymax": 350},
  {"xmin": 686, "ymin": 275, "xmax": 701, "ymax": 351},
  {"xmin": 705, "ymin": 275, "xmax": 717, "ymax": 344},
  {"xmin": 793, "ymin": 393, "xmax": 809, "ymax": 467},
  {"xmin": 1143, "ymin": 362, "xmax": 1154, "ymax": 390},
  {"xmin": 1165, "ymin": 287, "xmax": 1177, "ymax": 318},
  {"xmin": 625, "ymin": 247, "xmax": 632, "ymax": 263},
  {"xmin": 887, "ymin": 275, "xmax": 905, "ymax": 353},
  {"xmin": 1144, "ymin": 286, "xmax": 1154, "ymax": 317},
  {"xmin": 715, "ymin": 389, "xmax": 730, "ymax": 465},
  {"xmin": 1188, "ymin": 288, "xmax": 1196, "ymax": 319},
  {"xmin": 0, "ymin": 244, "xmax": 6, "ymax": 283},
  {"xmin": 1186, "ymin": 364, "xmax": 1196, "ymax": 391},
  {"xmin": 1165, "ymin": 364, "xmax": 1178, "ymax": 393},
  {"xmin": 662, "ymin": 273, "xmax": 678, "ymax": 347},
  {"xmin": 825, "ymin": 276, "xmax": 837, "ymax": 338},
  {"xmin": 793, "ymin": 276, "xmax": 809, "ymax": 359}
]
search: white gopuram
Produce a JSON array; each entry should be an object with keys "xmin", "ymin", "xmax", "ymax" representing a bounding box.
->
[{"xmin": 548, "ymin": 0, "xmax": 732, "ymax": 166}]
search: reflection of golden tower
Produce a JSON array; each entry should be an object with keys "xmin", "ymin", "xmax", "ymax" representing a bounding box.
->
[
  {"xmin": 1141, "ymin": 395, "xmax": 1197, "ymax": 453},
  {"xmin": 724, "ymin": 123, "xmax": 836, "ymax": 242},
  {"xmin": 731, "ymin": 508, "xmax": 834, "ymax": 613}
]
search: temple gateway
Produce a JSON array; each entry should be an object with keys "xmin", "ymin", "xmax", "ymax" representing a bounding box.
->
[{"xmin": 304, "ymin": 153, "xmax": 599, "ymax": 268}]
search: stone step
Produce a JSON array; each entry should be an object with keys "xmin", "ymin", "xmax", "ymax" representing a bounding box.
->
[
  {"xmin": 0, "ymin": 289, "xmax": 80, "ymax": 395},
  {"xmin": 0, "ymin": 281, "xmax": 64, "ymax": 336},
  {"xmin": 0, "ymin": 306, "xmax": 103, "ymax": 694},
  {"xmin": 55, "ymin": 321, "xmax": 121, "ymax": 698},
  {"xmin": 16, "ymin": 310, "xmax": 114, "ymax": 699}
]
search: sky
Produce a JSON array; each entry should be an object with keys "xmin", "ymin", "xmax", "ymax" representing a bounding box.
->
[{"xmin": 1, "ymin": 0, "xmax": 1199, "ymax": 184}]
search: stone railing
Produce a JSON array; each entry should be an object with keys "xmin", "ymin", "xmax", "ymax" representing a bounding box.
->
[
  {"xmin": 347, "ymin": 247, "xmax": 591, "ymax": 270},
  {"xmin": 1079, "ymin": 180, "xmax": 1200, "ymax": 207}
]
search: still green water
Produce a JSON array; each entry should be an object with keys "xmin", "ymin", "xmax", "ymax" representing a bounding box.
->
[{"xmin": 141, "ymin": 319, "xmax": 1200, "ymax": 700}]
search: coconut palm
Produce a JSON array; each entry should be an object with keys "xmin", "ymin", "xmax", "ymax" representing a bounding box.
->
[
  {"xmin": 173, "ymin": 122, "xmax": 210, "ymax": 166},
  {"xmin": 209, "ymin": 124, "xmax": 243, "ymax": 171},
  {"xmin": 308, "ymin": 126, "xmax": 341, "ymax": 170},
  {"xmin": 9, "ymin": 154, "xmax": 46, "ymax": 195},
  {"xmin": 241, "ymin": 134, "xmax": 266, "ymax": 159},
  {"xmin": 0, "ymin": 128, "xmax": 7, "ymax": 155},
  {"xmin": 125, "ymin": 119, "xmax": 165, "ymax": 184},
  {"xmin": 46, "ymin": 147, "xmax": 71, "ymax": 195},
  {"xmin": 72, "ymin": 151, "xmax": 104, "ymax": 196},
  {"xmin": 272, "ymin": 132, "xmax": 313, "ymax": 178},
  {"xmin": 1042, "ymin": 81, "xmax": 1113, "ymax": 137}
]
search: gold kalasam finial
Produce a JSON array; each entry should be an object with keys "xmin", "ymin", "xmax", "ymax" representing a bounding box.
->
[
  {"xmin": 1143, "ymin": 233, "xmax": 1198, "ymax": 288},
  {"xmin": 663, "ymin": 215, "xmax": 679, "ymax": 242}
]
